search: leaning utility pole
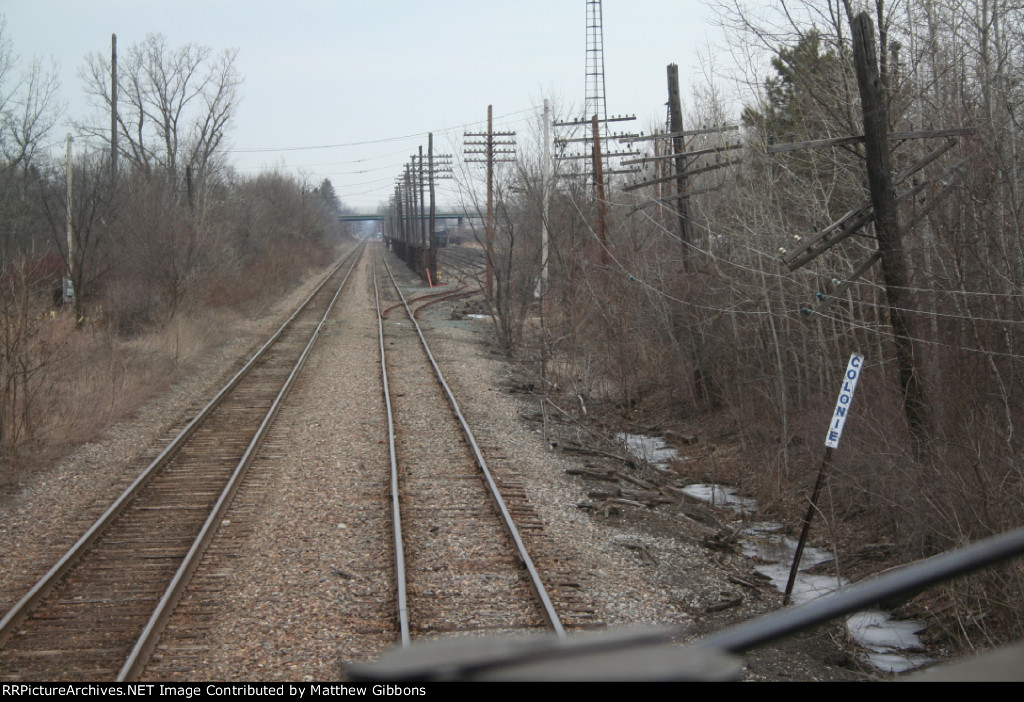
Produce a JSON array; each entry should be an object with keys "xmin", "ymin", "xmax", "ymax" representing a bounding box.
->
[
  {"xmin": 667, "ymin": 63, "xmax": 692, "ymax": 265},
  {"xmin": 769, "ymin": 14, "xmax": 974, "ymax": 455},
  {"xmin": 850, "ymin": 12, "xmax": 928, "ymax": 449}
]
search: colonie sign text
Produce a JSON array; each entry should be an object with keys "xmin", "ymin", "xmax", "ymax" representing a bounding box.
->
[
  {"xmin": 784, "ymin": 352, "xmax": 866, "ymax": 604},
  {"xmin": 825, "ymin": 352, "xmax": 864, "ymax": 449}
]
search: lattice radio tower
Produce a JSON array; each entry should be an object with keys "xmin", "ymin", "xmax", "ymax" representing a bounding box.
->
[{"xmin": 585, "ymin": 0, "xmax": 608, "ymax": 133}]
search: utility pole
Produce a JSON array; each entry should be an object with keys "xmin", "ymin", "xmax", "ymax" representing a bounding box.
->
[
  {"xmin": 419, "ymin": 133, "xmax": 453, "ymax": 285},
  {"xmin": 405, "ymin": 163, "xmax": 412, "ymax": 249},
  {"xmin": 653, "ymin": 135, "xmax": 663, "ymax": 221},
  {"xmin": 406, "ymin": 161, "xmax": 415, "ymax": 251},
  {"xmin": 619, "ymin": 68, "xmax": 743, "ymax": 260},
  {"xmin": 553, "ymin": 114, "xmax": 639, "ymax": 180},
  {"xmin": 393, "ymin": 142, "xmax": 452, "ymax": 283},
  {"xmin": 417, "ymin": 146, "xmax": 427, "ymax": 276},
  {"xmin": 485, "ymin": 106, "xmax": 494, "ymax": 298},
  {"xmin": 64, "ymin": 135, "xmax": 75, "ymax": 311},
  {"xmin": 537, "ymin": 99, "xmax": 551, "ymax": 302},
  {"xmin": 767, "ymin": 13, "xmax": 974, "ymax": 454},
  {"xmin": 667, "ymin": 63, "xmax": 692, "ymax": 266},
  {"xmin": 394, "ymin": 184, "xmax": 404, "ymax": 252},
  {"xmin": 428, "ymin": 133, "xmax": 436, "ymax": 281},
  {"xmin": 464, "ymin": 105, "xmax": 516, "ymax": 300},
  {"xmin": 616, "ymin": 73, "xmax": 742, "ymax": 408},
  {"xmin": 552, "ymin": 113, "xmax": 639, "ymax": 272},
  {"xmin": 110, "ymin": 33, "xmax": 118, "ymax": 184},
  {"xmin": 539, "ymin": 100, "xmax": 553, "ymax": 432},
  {"xmin": 403, "ymin": 165, "xmax": 412, "ymax": 258},
  {"xmin": 417, "ymin": 146, "xmax": 426, "ymax": 250},
  {"xmin": 850, "ymin": 12, "xmax": 929, "ymax": 450},
  {"xmin": 592, "ymin": 115, "xmax": 609, "ymax": 265}
]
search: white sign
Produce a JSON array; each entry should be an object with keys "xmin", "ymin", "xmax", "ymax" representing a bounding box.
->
[{"xmin": 825, "ymin": 353, "xmax": 864, "ymax": 448}]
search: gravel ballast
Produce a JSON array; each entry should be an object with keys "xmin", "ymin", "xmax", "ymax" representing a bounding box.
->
[{"xmin": 1, "ymin": 247, "xmax": 866, "ymax": 681}]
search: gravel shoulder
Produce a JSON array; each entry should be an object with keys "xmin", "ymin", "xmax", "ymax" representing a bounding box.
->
[
  {"xmin": 1, "ymin": 247, "xmax": 874, "ymax": 681},
  {"xmin": 0, "ymin": 270, "xmax": 334, "ymax": 618}
]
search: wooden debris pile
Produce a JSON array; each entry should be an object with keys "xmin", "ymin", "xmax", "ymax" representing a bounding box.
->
[{"xmin": 566, "ymin": 457, "xmax": 727, "ymax": 533}]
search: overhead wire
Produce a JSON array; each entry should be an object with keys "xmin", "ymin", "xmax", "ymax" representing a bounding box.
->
[
  {"xmin": 613, "ymin": 168, "xmax": 1024, "ymax": 328},
  {"xmin": 552, "ymin": 156, "xmax": 1024, "ymax": 362},
  {"xmin": 230, "ymin": 96, "xmax": 1024, "ymax": 347},
  {"xmin": 224, "ymin": 108, "xmax": 535, "ymax": 155}
]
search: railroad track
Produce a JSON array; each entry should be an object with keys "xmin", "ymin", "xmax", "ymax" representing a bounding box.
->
[
  {"xmin": 0, "ymin": 245, "xmax": 365, "ymax": 682},
  {"xmin": 438, "ymin": 246, "xmax": 487, "ymax": 283},
  {"xmin": 375, "ymin": 250, "xmax": 584, "ymax": 643},
  {"xmin": 380, "ymin": 285, "xmax": 474, "ymax": 321}
]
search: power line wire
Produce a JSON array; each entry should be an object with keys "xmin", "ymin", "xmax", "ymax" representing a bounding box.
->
[
  {"xmin": 225, "ymin": 109, "xmax": 535, "ymax": 154},
  {"xmin": 555, "ymin": 176, "xmax": 1024, "ymax": 360}
]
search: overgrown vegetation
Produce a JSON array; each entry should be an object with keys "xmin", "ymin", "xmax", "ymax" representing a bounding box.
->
[
  {"xmin": 443, "ymin": 1, "xmax": 1024, "ymax": 651},
  {"xmin": 0, "ymin": 25, "xmax": 348, "ymax": 468},
  {"xmin": 4, "ymin": 0, "xmax": 1021, "ymax": 658}
]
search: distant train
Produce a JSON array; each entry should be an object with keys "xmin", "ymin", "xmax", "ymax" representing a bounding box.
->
[{"xmin": 434, "ymin": 229, "xmax": 459, "ymax": 248}]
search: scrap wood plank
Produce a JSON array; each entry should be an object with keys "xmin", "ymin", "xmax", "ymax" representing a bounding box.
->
[
  {"xmin": 559, "ymin": 443, "xmax": 640, "ymax": 468},
  {"xmin": 565, "ymin": 467, "xmax": 620, "ymax": 482},
  {"xmin": 614, "ymin": 470, "xmax": 658, "ymax": 490}
]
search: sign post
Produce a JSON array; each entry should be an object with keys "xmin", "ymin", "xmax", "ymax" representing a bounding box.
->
[{"xmin": 783, "ymin": 353, "xmax": 865, "ymax": 605}]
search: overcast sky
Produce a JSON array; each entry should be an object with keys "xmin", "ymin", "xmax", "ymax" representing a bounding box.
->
[{"xmin": 2, "ymin": 1, "xmax": 735, "ymax": 209}]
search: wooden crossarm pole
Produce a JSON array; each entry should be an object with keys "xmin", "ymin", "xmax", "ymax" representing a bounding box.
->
[
  {"xmin": 623, "ymin": 158, "xmax": 742, "ymax": 192},
  {"xmin": 767, "ymin": 127, "xmax": 974, "ymax": 153}
]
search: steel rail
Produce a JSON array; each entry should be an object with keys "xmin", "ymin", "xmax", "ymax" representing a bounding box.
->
[
  {"xmin": 0, "ymin": 245, "xmax": 361, "ymax": 659},
  {"xmin": 379, "ymin": 250, "xmax": 566, "ymax": 639},
  {"xmin": 373, "ymin": 258, "xmax": 412, "ymax": 648},
  {"xmin": 118, "ymin": 244, "xmax": 365, "ymax": 680},
  {"xmin": 408, "ymin": 290, "xmax": 479, "ymax": 319},
  {"xmin": 381, "ymin": 285, "xmax": 467, "ymax": 320},
  {"xmin": 437, "ymin": 248, "xmax": 487, "ymax": 280}
]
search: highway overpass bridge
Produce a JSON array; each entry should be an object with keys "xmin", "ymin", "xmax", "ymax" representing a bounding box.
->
[{"xmin": 339, "ymin": 208, "xmax": 477, "ymax": 224}]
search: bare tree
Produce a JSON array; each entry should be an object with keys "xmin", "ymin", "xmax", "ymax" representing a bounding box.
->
[
  {"xmin": 79, "ymin": 34, "xmax": 241, "ymax": 199},
  {"xmin": 2, "ymin": 57, "xmax": 63, "ymax": 182},
  {"xmin": 0, "ymin": 256, "xmax": 68, "ymax": 455},
  {"xmin": 0, "ymin": 19, "xmax": 65, "ymax": 258},
  {"xmin": 0, "ymin": 17, "xmax": 17, "ymax": 139},
  {"xmin": 39, "ymin": 147, "xmax": 120, "ymax": 321}
]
